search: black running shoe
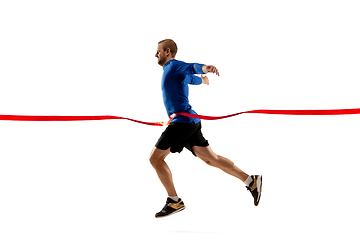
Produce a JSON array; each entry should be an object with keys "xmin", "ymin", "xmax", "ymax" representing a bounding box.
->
[
  {"xmin": 155, "ymin": 197, "xmax": 185, "ymax": 218},
  {"xmin": 246, "ymin": 175, "xmax": 262, "ymax": 206}
]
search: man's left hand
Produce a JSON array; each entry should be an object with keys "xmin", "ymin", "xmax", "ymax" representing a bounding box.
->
[{"xmin": 201, "ymin": 75, "xmax": 210, "ymax": 85}]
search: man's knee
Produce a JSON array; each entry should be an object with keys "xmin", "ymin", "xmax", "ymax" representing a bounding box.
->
[
  {"xmin": 193, "ymin": 146, "xmax": 219, "ymax": 166},
  {"xmin": 149, "ymin": 147, "xmax": 169, "ymax": 166},
  {"xmin": 203, "ymin": 155, "xmax": 220, "ymax": 167},
  {"xmin": 149, "ymin": 151, "xmax": 159, "ymax": 166},
  {"xmin": 149, "ymin": 154, "xmax": 160, "ymax": 166},
  {"xmin": 197, "ymin": 152, "xmax": 219, "ymax": 167}
]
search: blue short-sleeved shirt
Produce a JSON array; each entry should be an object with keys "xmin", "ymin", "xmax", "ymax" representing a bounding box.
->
[{"xmin": 161, "ymin": 59, "xmax": 205, "ymax": 123}]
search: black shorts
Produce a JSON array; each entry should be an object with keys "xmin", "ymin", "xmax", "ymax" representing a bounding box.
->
[{"xmin": 155, "ymin": 121, "xmax": 209, "ymax": 156}]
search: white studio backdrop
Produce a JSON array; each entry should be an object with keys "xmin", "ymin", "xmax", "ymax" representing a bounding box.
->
[{"xmin": 0, "ymin": 1, "xmax": 359, "ymax": 239}]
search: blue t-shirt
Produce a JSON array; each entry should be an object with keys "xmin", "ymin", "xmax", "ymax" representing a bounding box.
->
[{"xmin": 161, "ymin": 59, "xmax": 205, "ymax": 123}]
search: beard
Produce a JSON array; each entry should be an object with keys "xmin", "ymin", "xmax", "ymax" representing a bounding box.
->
[{"xmin": 157, "ymin": 56, "xmax": 166, "ymax": 66}]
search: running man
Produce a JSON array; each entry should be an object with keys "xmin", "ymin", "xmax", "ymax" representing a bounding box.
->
[{"xmin": 150, "ymin": 39, "xmax": 262, "ymax": 218}]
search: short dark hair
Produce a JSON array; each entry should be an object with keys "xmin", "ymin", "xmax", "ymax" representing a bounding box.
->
[{"xmin": 158, "ymin": 39, "xmax": 177, "ymax": 58}]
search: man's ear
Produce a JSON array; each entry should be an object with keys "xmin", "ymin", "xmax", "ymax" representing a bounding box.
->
[{"xmin": 165, "ymin": 48, "xmax": 171, "ymax": 57}]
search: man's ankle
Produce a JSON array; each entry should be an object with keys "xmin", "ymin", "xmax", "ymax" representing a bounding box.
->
[{"xmin": 169, "ymin": 196, "xmax": 179, "ymax": 202}]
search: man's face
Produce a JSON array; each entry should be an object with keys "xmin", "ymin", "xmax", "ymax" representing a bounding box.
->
[{"xmin": 155, "ymin": 44, "xmax": 167, "ymax": 66}]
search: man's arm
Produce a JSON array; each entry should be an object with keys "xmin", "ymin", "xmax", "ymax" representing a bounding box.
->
[
  {"xmin": 185, "ymin": 75, "xmax": 203, "ymax": 85},
  {"xmin": 186, "ymin": 74, "xmax": 210, "ymax": 86},
  {"xmin": 174, "ymin": 61, "xmax": 205, "ymax": 75},
  {"xmin": 202, "ymin": 65, "xmax": 220, "ymax": 76}
]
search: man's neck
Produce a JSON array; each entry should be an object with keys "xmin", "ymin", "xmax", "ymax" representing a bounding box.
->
[{"xmin": 163, "ymin": 57, "xmax": 175, "ymax": 66}]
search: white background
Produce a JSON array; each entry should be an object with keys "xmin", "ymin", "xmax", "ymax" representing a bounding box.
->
[{"xmin": 1, "ymin": 0, "xmax": 359, "ymax": 239}]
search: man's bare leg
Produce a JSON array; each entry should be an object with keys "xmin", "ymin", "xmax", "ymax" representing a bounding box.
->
[
  {"xmin": 192, "ymin": 146, "xmax": 249, "ymax": 182},
  {"xmin": 149, "ymin": 147, "xmax": 177, "ymax": 197},
  {"xmin": 150, "ymin": 147, "xmax": 187, "ymax": 218},
  {"xmin": 193, "ymin": 145, "xmax": 262, "ymax": 206}
]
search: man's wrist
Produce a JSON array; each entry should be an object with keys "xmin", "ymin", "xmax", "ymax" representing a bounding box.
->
[{"xmin": 202, "ymin": 65, "xmax": 208, "ymax": 73}]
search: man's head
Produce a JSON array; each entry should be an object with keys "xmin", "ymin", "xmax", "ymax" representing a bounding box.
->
[{"xmin": 155, "ymin": 39, "xmax": 177, "ymax": 66}]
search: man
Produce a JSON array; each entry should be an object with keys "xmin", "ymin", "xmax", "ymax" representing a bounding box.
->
[{"xmin": 150, "ymin": 39, "xmax": 262, "ymax": 218}]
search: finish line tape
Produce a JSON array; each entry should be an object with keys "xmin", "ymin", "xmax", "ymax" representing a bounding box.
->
[{"xmin": 1, "ymin": 108, "xmax": 360, "ymax": 126}]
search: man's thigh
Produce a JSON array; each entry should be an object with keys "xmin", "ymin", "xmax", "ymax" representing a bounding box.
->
[{"xmin": 192, "ymin": 145, "xmax": 217, "ymax": 162}]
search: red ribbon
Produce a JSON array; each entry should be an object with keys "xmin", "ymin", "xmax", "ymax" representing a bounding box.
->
[
  {"xmin": 0, "ymin": 114, "xmax": 169, "ymax": 126},
  {"xmin": 1, "ymin": 108, "xmax": 360, "ymax": 126}
]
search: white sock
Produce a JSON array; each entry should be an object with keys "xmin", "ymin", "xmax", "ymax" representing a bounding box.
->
[
  {"xmin": 244, "ymin": 175, "xmax": 253, "ymax": 186},
  {"xmin": 169, "ymin": 196, "xmax": 179, "ymax": 202}
]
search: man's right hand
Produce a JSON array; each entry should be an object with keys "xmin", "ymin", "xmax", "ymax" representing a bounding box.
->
[{"xmin": 203, "ymin": 65, "xmax": 220, "ymax": 76}]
